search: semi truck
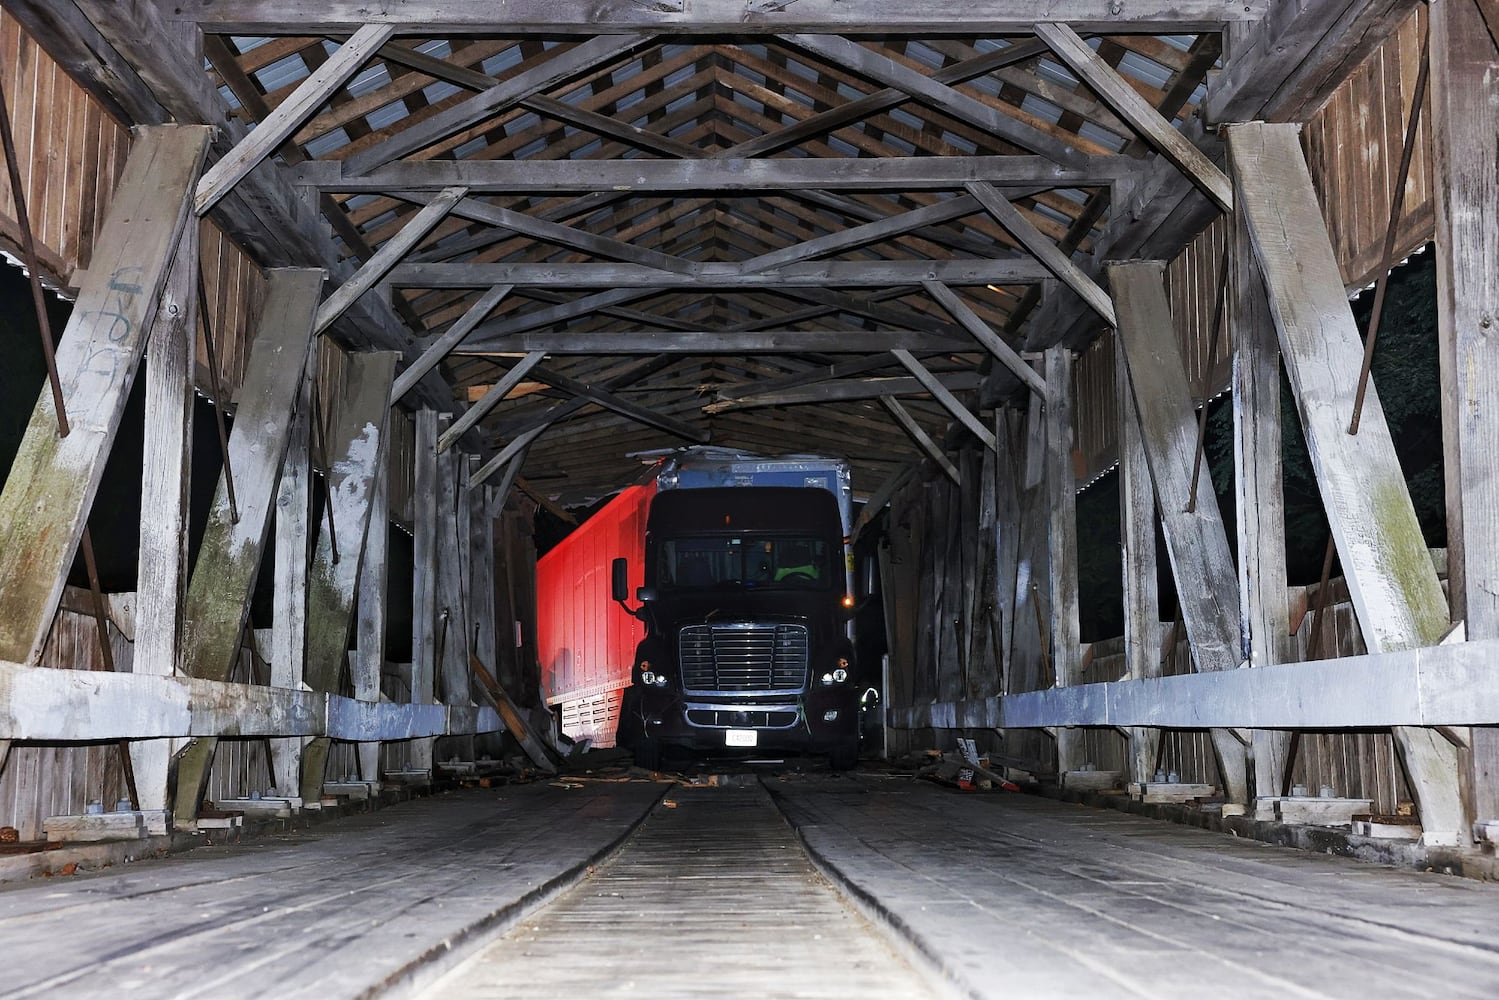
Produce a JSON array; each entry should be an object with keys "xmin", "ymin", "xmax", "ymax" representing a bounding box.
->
[{"xmin": 537, "ymin": 448, "xmax": 860, "ymax": 769}]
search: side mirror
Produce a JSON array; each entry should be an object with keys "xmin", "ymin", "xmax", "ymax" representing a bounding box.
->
[{"xmin": 611, "ymin": 557, "xmax": 629, "ymax": 603}]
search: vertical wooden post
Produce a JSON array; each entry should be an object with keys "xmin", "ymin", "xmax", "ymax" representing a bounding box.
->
[
  {"xmin": 1432, "ymin": 0, "xmax": 1499, "ymax": 836},
  {"xmin": 298, "ymin": 351, "xmax": 399, "ymax": 801},
  {"xmin": 436, "ymin": 417, "xmax": 472, "ymax": 713},
  {"xmin": 0, "ymin": 126, "xmax": 210, "ymax": 663},
  {"xmin": 471, "ymin": 476, "xmax": 499, "ymax": 682},
  {"xmin": 410, "ymin": 409, "xmax": 440, "ymax": 775},
  {"xmin": 131, "ymin": 218, "xmax": 199, "ymax": 811},
  {"xmin": 1044, "ymin": 347, "xmax": 1085, "ymax": 776},
  {"xmin": 1109, "ymin": 260, "xmax": 1249, "ymax": 803},
  {"xmin": 269, "ymin": 347, "xmax": 315, "ymax": 797},
  {"xmin": 354, "ymin": 435, "xmax": 391, "ymax": 784},
  {"xmin": 172, "ymin": 268, "xmax": 323, "ymax": 826},
  {"xmin": 1230, "ymin": 203, "xmax": 1293, "ymax": 807},
  {"xmin": 1116, "ymin": 335, "xmax": 1162, "ymax": 786},
  {"xmin": 1228, "ymin": 121, "xmax": 1463, "ymax": 843}
]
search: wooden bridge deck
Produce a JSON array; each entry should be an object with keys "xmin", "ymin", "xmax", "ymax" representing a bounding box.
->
[{"xmin": 3, "ymin": 776, "xmax": 1498, "ymax": 998}]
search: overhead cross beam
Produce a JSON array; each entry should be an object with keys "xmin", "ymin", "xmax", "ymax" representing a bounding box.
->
[
  {"xmin": 177, "ymin": 0, "xmax": 1268, "ymax": 34},
  {"xmin": 459, "ymin": 330, "xmax": 975, "ymax": 354},
  {"xmin": 390, "ymin": 259, "xmax": 1053, "ymax": 289},
  {"xmin": 297, "ymin": 156, "xmax": 1128, "ymax": 192}
]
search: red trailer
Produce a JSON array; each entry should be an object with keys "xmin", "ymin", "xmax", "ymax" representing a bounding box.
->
[{"xmin": 537, "ymin": 481, "xmax": 656, "ymax": 747}]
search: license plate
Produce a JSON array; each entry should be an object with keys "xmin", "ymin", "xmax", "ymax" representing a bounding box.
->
[{"xmin": 725, "ymin": 729, "xmax": 758, "ymax": 747}]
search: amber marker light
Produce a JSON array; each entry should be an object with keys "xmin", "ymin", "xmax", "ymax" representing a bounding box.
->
[{"xmin": 842, "ymin": 595, "xmax": 855, "ymax": 609}]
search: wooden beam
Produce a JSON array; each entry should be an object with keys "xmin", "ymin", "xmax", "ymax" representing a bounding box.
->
[
  {"xmin": 880, "ymin": 397, "xmax": 960, "ymax": 486},
  {"xmin": 438, "ymin": 353, "xmax": 548, "ymax": 453},
  {"xmin": 922, "ymin": 280, "xmax": 1048, "ymax": 396},
  {"xmin": 180, "ymin": 270, "xmax": 323, "ymax": 684},
  {"xmin": 705, "ymin": 373, "xmax": 983, "ymax": 413},
  {"xmin": 460, "ymin": 330, "xmax": 974, "ymax": 354},
  {"xmin": 966, "ymin": 181, "xmax": 1117, "ymax": 327},
  {"xmin": 891, "ymin": 350, "xmax": 995, "ymax": 451},
  {"xmin": 269, "ymin": 341, "xmax": 315, "ymax": 796},
  {"xmin": 174, "ymin": 268, "xmax": 322, "ymax": 823},
  {"xmin": 1042, "ymin": 347, "xmax": 1085, "ymax": 776},
  {"xmin": 298, "ymin": 155, "xmax": 1128, "ymax": 192},
  {"xmin": 444, "ymin": 197, "xmax": 698, "ymax": 276},
  {"xmin": 890, "ymin": 637, "xmax": 1499, "ymax": 731},
  {"xmin": 527, "ymin": 364, "xmax": 708, "ymax": 444},
  {"xmin": 303, "ymin": 354, "xmax": 400, "ymax": 696},
  {"xmin": 353, "ymin": 431, "xmax": 391, "ymax": 783},
  {"xmin": 344, "ymin": 34, "xmax": 650, "ymax": 175},
  {"xmin": 1116, "ymin": 334, "xmax": 1161, "ymax": 786},
  {"xmin": 435, "ymin": 437, "xmax": 473, "ymax": 708},
  {"xmin": 194, "ymin": 24, "xmax": 393, "ymax": 215},
  {"xmin": 392, "ymin": 259, "xmax": 1051, "ymax": 289},
  {"xmin": 1228, "ymin": 121, "xmax": 1461, "ymax": 840},
  {"xmin": 1035, "ymin": 22, "xmax": 1231, "ymax": 212},
  {"xmin": 131, "ymin": 214, "xmax": 198, "ymax": 812},
  {"xmin": 391, "ymin": 284, "xmax": 513, "ymax": 403},
  {"xmin": 180, "ymin": 0, "xmax": 1267, "ymax": 33},
  {"xmin": 1433, "ymin": 0, "xmax": 1499, "ymax": 834},
  {"xmin": 782, "ymin": 33, "xmax": 1090, "ymax": 168},
  {"xmin": 57, "ymin": 0, "xmax": 460, "ymax": 419},
  {"xmin": 1109, "ymin": 260, "xmax": 1248, "ymax": 803},
  {"xmin": 314, "ymin": 186, "xmax": 467, "ymax": 334},
  {"xmin": 409, "ymin": 410, "xmax": 441, "ymax": 774},
  {"xmin": 1206, "ymin": 0, "xmax": 1412, "ymax": 124},
  {"xmin": 1231, "ymin": 201, "xmax": 1292, "ymax": 803},
  {"xmin": 475, "ymin": 429, "xmax": 547, "ymax": 489},
  {"xmin": 1013, "ymin": 0, "xmax": 1411, "ymax": 359},
  {"xmin": 0, "ymin": 125, "xmax": 208, "ymax": 664},
  {"xmin": 0, "ymin": 658, "xmax": 501, "ymax": 741}
]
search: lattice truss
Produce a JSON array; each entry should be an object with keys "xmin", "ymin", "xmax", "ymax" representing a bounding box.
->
[{"xmin": 204, "ymin": 26, "xmax": 1221, "ymax": 502}]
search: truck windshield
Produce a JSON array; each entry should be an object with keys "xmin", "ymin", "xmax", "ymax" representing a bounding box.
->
[{"xmin": 658, "ymin": 536, "xmax": 831, "ymax": 591}]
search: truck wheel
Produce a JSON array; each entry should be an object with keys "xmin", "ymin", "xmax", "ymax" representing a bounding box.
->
[
  {"xmin": 633, "ymin": 738, "xmax": 662, "ymax": 771},
  {"xmin": 828, "ymin": 736, "xmax": 860, "ymax": 772}
]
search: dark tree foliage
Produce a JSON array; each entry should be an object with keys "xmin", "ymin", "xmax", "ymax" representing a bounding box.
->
[{"xmin": 1077, "ymin": 250, "xmax": 1444, "ymax": 638}]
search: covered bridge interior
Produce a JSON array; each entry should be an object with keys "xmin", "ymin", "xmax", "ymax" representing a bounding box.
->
[{"xmin": 1, "ymin": 0, "xmax": 1498, "ymax": 995}]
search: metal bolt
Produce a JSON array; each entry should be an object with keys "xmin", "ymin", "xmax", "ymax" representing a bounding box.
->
[{"xmin": 1109, "ymin": 0, "xmax": 1124, "ymax": 12}]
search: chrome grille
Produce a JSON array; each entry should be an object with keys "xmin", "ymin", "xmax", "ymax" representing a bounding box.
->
[{"xmin": 679, "ymin": 623, "xmax": 808, "ymax": 693}]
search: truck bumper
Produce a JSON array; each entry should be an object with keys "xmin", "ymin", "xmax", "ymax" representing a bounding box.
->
[{"xmin": 619, "ymin": 684, "xmax": 859, "ymax": 756}]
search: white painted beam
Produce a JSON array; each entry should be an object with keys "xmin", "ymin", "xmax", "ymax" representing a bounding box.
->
[{"xmin": 0, "ymin": 660, "xmax": 501, "ymax": 741}]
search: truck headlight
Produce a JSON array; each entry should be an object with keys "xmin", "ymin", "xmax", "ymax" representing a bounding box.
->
[
  {"xmin": 832, "ymin": 668, "xmax": 848, "ymax": 683},
  {"xmin": 640, "ymin": 671, "xmax": 668, "ymax": 688}
]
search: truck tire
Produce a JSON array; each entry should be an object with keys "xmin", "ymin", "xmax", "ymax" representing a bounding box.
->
[
  {"xmin": 828, "ymin": 736, "xmax": 860, "ymax": 772},
  {"xmin": 633, "ymin": 738, "xmax": 662, "ymax": 772}
]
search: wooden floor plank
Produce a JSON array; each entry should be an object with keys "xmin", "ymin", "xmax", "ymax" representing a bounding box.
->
[
  {"xmin": 771, "ymin": 779, "xmax": 1499, "ymax": 999},
  {"xmin": 424, "ymin": 785, "xmax": 938, "ymax": 999},
  {"xmin": 0, "ymin": 783, "xmax": 663, "ymax": 998}
]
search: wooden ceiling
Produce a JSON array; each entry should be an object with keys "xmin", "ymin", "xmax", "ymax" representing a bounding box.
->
[{"xmin": 197, "ymin": 16, "xmax": 1227, "ymax": 504}]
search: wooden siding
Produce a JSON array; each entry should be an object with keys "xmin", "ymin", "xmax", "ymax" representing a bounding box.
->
[
  {"xmin": 1303, "ymin": 2, "xmax": 1435, "ymax": 293},
  {"xmin": 0, "ymin": 10, "xmax": 266, "ymax": 401}
]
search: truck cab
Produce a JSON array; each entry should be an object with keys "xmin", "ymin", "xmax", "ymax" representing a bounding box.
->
[{"xmin": 615, "ymin": 486, "xmax": 860, "ymax": 770}]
